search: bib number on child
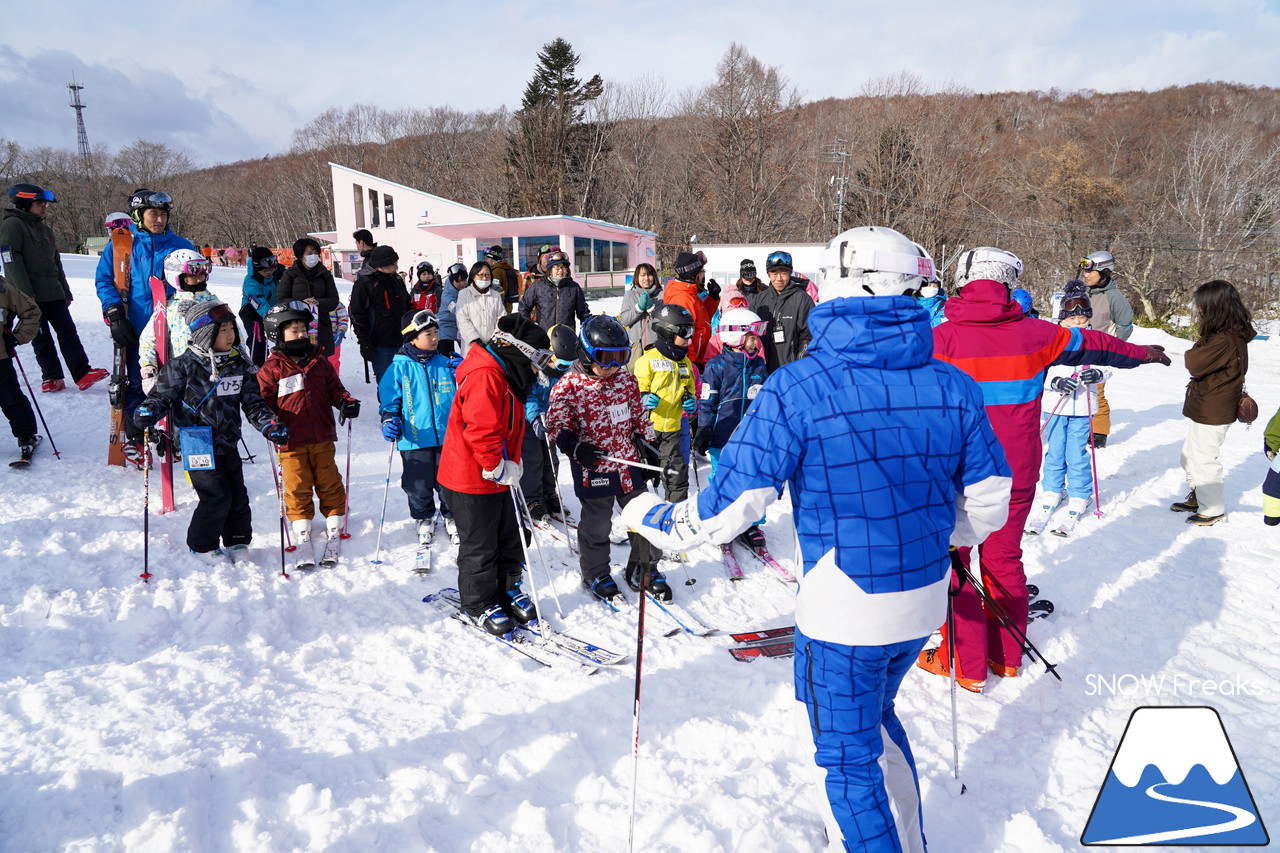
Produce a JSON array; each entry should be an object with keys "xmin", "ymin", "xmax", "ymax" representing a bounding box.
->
[
  {"xmin": 278, "ymin": 374, "xmax": 304, "ymax": 397},
  {"xmin": 651, "ymin": 358, "xmax": 673, "ymax": 372},
  {"xmin": 216, "ymin": 375, "xmax": 244, "ymax": 396},
  {"xmin": 747, "ymin": 384, "xmax": 762, "ymax": 400},
  {"xmin": 606, "ymin": 403, "xmax": 629, "ymax": 424}
]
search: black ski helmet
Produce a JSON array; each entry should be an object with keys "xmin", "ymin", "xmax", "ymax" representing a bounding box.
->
[
  {"xmin": 8, "ymin": 183, "xmax": 55, "ymax": 210},
  {"xmin": 128, "ymin": 188, "xmax": 173, "ymax": 227},
  {"xmin": 577, "ymin": 315, "xmax": 631, "ymax": 368},
  {"xmin": 416, "ymin": 261, "xmax": 435, "ymax": 276},
  {"xmin": 650, "ymin": 304, "xmax": 695, "ymax": 344},
  {"xmin": 264, "ymin": 300, "xmax": 313, "ymax": 344},
  {"xmin": 547, "ymin": 324, "xmax": 578, "ymax": 368}
]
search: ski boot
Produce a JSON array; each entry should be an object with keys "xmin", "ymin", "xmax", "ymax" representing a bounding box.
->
[
  {"xmin": 544, "ymin": 494, "xmax": 566, "ymax": 522},
  {"xmin": 76, "ymin": 368, "xmax": 109, "ymax": 390},
  {"xmin": 1092, "ymin": 433, "xmax": 1107, "ymax": 448},
  {"xmin": 644, "ymin": 568, "xmax": 672, "ymax": 602},
  {"xmin": 586, "ymin": 573, "xmax": 624, "ymax": 603},
  {"xmin": 291, "ymin": 520, "xmax": 316, "ymax": 569},
  {"xmin": 736, "ymin": 525, "xmax": 766, "ymax": 550},
  {"xmin": 16, "ymin": 434, "xmax": 40, "ymax": 462},
  {"xmin": 472, "ymin": 603, "xmax": 514, "ymax": 637},
  {"xmin": 443, "ymin": 516, "xmax": 459, "ymax": 545},
  {"xmin": 121, "ymin": 441, "xmax": 147, "ymax": 470},
  {"xmin": 41, "ymin": 378, "xmax": 66, "ymax": 393},
  {"xmin": 224, "ymin": 544, "xmax": 249, "ymax": 563},
  {"xmin": 505, "ymin": 581, "xmax": 538, "ymax": 625},
  {"xmin": 190, "ymin": 548, "xmax": 229, "ymax": 567},
  {"xmin": 527, "ymin": 499, "xmax": 549, "ymax": 522},
  {"xmin": 1024, "ymin": 491, "xmax": 1061, "ymax": 535},
  {"xmin": 416, "ymin": 517, "xmax": 436, "ymax": 546},
  {"xmin": 916, "ymin": 647, "xmax": 984, "ymax": 693}
]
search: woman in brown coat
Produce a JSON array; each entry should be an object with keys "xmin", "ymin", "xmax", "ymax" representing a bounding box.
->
[{"xmin": 1173, "ymin": 280, "xmax": 1256, "ymax": 525}]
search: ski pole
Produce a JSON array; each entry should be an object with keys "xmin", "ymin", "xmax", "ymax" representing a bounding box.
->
[
  {"xmin": 627, "ymin": 565, "xmax": 649, "ymax": 853},
  {"xmin": 512, "ymin": 481, "xmax": 565, "ymax": 618},
  {"xmin": 950, "ymin": 549, "xmax": 1060, "ymax": 680},
  {"xmin": 240, "ymin": 437, "xmax": 257, "ymax": 464},
  {"xmin": 12, "ymin": 353, "xmax": 60, "ymax": 459},
  {"xmin": 676, "ymin": 459, "xmax": 700, "ymax": 587},
  {"xmin": 1085, "ymin": 370, "xmax": 1103, "ymax": 517},
  {"xmin": 268, "ymin": 448, "xmax": 296, "ymax": 553},
  {"xmin": 945, "ymin": 576, "xmax": 964, "ymax": 793},
  {"xmin": 370, "ymin": 441, "xmax": 396, "ymax": 565},
  {"xmin": 1038, "ymin": 368, "xmax": 1080, "ymax": 439},
  {"xmin": 542, "ymin": 429, "xmax": 577, "ymax": 554},
  {"xmin": 341, "ymin": 417, "xmax": 353, "ymax": 538},
  {"xmin": 600, "ymin": 455, "xmax": 682, "ymax": 478},
  {"xmin": 140, "ymin": 428, "xmax": 153, "ymax": 582},
  {"xmin": 272, "ymin": 445, "xmax": 290, "ymax": 580}
]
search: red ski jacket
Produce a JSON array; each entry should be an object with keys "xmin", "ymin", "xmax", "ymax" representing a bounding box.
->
[
  {"xmin": 257, "ymin": 346, "xmax": 353, "ymax": 451},
  {"xmin": 662, "ymin": 277, "xmax": 719, "ymax": 365},
  {"xmin": 438, "ymin": 345, "xmax": 527, "ymax": 495}
]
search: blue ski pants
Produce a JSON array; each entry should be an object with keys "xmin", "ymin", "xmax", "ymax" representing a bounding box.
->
[
  {"xmin": 1040, "ymin": 414, "xmax": 1093, "ymax": 501},
  {"xmin": 795, "ymin": 633, "xmax": 929, "ymax": 853}
]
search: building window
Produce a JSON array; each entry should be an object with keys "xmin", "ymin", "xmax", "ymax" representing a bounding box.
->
[
  {"xmin": 368, "ymin": 189, "xmax": 380, "ymax": 227},
  {"xmin": 353, "ymin": 184, "xmax": 365, "ymax": 229},
  {"xmin": 518, "ymin": 236, "xmax": 560, "ymax": 272},
  {"xmin": 592, "ymin": 239, "xmax": 608, "ymax": 273},
  {"xmin": 574, "ymin": 237, "xmax": 592, "ymax": 273},
  {"xmin": 611, "ymin": 240, "xmax": 628, "ymax": 272},
  {"xmin": 384, "ymin": 194, "xmax": 395, "ymax": 228}
]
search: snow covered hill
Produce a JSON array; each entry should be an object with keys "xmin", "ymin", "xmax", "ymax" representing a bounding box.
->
[{"xmin": 0, "ymin": 257, "xmax": 1275, "ymax": 851}]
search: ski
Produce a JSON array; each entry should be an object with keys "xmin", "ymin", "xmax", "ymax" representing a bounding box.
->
[
  {"xmin": 730, "ymin": 625, "xmax": 795, "ymax": 644},
  {"xmin": 107, "ymin": 227, "xmax": 132, "ymax": 467},
  {"xmin": 10, "ymin": 434, "xmax": 42, "ymax": 469},
  {"xmin": 522, "ymin": 621, "xmax": 628, "ymax": 667},
  {"xmin": 319, "ymin": 535, "xmax": 342, "ymax": 567},
  {"xmin": 412, "ymin": 542, "xmax": 433, "ymax": 574},
  {"xmin": 1029, "ymin": 599, "xmax": 1055, "ymax": 621},
  {"xmin": 534, "ymin": 519, "xmax": 577, "ymax": 552},
  {"xmin": 1050, "ymin": 513, "xmax": 1084, "ymax": 537},
  {"xmin": 147, "ymin": 276, "xmax": 175, "ymax": 513},
  {"xmin": 739, "ymin": 542, "xmax": 797, "ymax": 583},
  {"xmin": 423, "ymin": 588, "xmax": 598, "ymax": 673},
  {"xmin": 645, "ymin": 593, "xmax": 716, "ymax": 636},
  {"xmin": 729, "ymin": 641, "xmax": 795, "ymax": 661},
  {"xmin": 721, "ymin": 543, "xmax": 745, "ymax": 581}
]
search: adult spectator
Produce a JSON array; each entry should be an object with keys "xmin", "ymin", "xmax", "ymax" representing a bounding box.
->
[
  {"xmin": 736, "ymin": 258, "xmax": 765, "ymax": 300},
  {"xmin": 661, "ymin": 251, "xmax": 719, "ymax": 366},
  {"xmin": 517, "ymin": 249, "xmax": 589, "ymax": 333},
  {"xmin": 1078, "ymin": 250, "xmax": 1134, "ymax": 447},
  {"xmin": 0, "ymin": 270, "xmax": 42, "ymax": 458},
  {"xmin": 350, "ymin": 244, "xmax": 409, "ymax": 388},
  {"xmin": 278, "ymin": 238, "xmax": 340, "ymax": 362},
  {"xmin": 353, "ymin": 229, "xmax": 377, "ymax": 276},
  {"xmin": 1, "ymin": 183, "xmax": 107, "ymax": 392},
  {"xmin": 618, "ymin": 262, "xmax": 663, "ymax": 368},
  {"xmin": 923, "ymin": 247, "xmax": 1171, "ymax": 692},
  {"xmin": 436, "ymin": 263, "xmax": 467, "ymax": 358},
  {"xmin": 748, "ymin": 250, "xmax": 814, "ymax": 371},
  {"xmin": 484, "ymin": 245, "xmax": 520, "ymax": 314},
  {"xmin": 94, "ymin": 188, "xmax": 197, "ymax": 464}
]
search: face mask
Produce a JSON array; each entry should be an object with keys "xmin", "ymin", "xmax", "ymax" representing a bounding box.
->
[
  {"xmin": 474, "ymin": 279, "xmax": 491, "ymax": 291},
  {"xmin": 920, "ymin": 285, "xmax": 939, "ymax": 298},
  {"xmin": 279, "ymin": 338, "xmax": 311, "ymax": 356},
  {"xmin": 303, "ymin": 253, "xmax": 320, "ymax": 269},
  {"xmin": 179, "ymin": 278, "xmax": 208, "ymax": 293}
]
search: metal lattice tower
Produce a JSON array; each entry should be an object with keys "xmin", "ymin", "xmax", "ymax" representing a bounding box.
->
[{"xmin": 68, "ymin": 74, "xmax": 91, "ymax": 172}]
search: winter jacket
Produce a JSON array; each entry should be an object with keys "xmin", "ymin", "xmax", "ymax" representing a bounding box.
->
[
  {"xmin": 377, "ymin": 348, "xmax": 457, "ymax": 450},
  {"xmin": 240, "ymin": 268, "xmax": 280, "ymax": 316},
  {"xmin": 455, "ymin": 284, "xmax": 505, "ymax": 355},
  {"xmin": 545, "ymin": 362, "xmax": 657, "ymax": 497},
  {"xmin": 934, "ymin": 279, "xmax": 1150, "ymax": 494},
  {"xmin": 139, "ymin": 289, "xmax": 220, "ymax": 379},
  {"xmin": 686, "ymin": 296, "xmax": 1011, "ymax": 647},
  {"xmin": 94, "ymin": 225, "xmax": 195, "ymax": 333},
  {"xmin": 438, "ymin": 345, "xmax": 527, "ymax": 495},
  {"xmin": 438, "ymin": 279, "xmax": 461, "ymax": 341},
  {"xmin": 257, "ymin": 345, "xmax": 352, "ymax": 451},
  {"xmin": 697, "ymin": 346, "xmax": 769, "ymax": 448},
  {"xmin": 1265, "ymin": 406, "xmax": 1280, "ymax": 454},
  {"xmin": 1041, "ymin": 363, "xmax": 1111, "ymax": 418},
  {"xmin": 524, "ymin": 371, "xmax": 562, "ymax": 423},
  {"xmin": 633, "ymin": 345, "xmax": 697, "ymax": 433},
  {"xmin": 0, "ymin": 275, "xmax": 41, "ymax": 362},
  {"xmin": 0, "ymin": 208, "xmax": 71, "ymax": 302},
  {"xmin": 410, "ymin": 278, "xmax": 441, "ymax": 312},
  {"xmin": 749, "ymin": 277, "xmax": 814, "ymax": 371},
  {"xmin": 489, "ymin": 259, "xmax": 520, "ymax": 304},
  {"xmin": 916, "ymin": 292, "xmax": 947, "ymax": 327},
  {"xmin": 661, "ymin": 278, "xmax": 719, "ymax": 365},
  {"xmin": 1183, "ymin": 331, "xmax": 1251, "ymax": 425},
  {"xmin": 1087, "ymin": 277, "xmax": 1134, "ymax": 340},
  {"xmin": 518, "ymin": 276, "xmax": 590, "ymax": 331},
  {"xmin": 618, "ymin": 284, "xmax": 664, "ymax": 365},
  {"xmin": 278, "ymin": 262, "xmax": 341, "ymax": 354},
  {"xmin": 349, "ymin": 268, "xmax": 409, "ymax": 349},
  {"xmin": 139, "ymin": 345, "xmax": 276, "ymax": 456}
]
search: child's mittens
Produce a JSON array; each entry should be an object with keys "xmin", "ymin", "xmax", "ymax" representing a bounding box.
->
[
  {"xmin": 262, "ymin": 422, "xmax": 289, "ymax": 445},
  {"xmin": 340, "ymin": 398, "xmax": 361, "ymax": 420},
  {"xmin": 642, "ymin": 392, "xmax": 660, "ymax": 411}
]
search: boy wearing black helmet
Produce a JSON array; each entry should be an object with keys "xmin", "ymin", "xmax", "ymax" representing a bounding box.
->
[{"xmin": 634, "ymin": 304, "xmax": 698, "ymax": 506}]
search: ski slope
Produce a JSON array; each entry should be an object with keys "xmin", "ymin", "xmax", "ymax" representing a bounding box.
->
[{"xmin": 0, "ymin": 257, "xmax": 1275, "ymax": 852}]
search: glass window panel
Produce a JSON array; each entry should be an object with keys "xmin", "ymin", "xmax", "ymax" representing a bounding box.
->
[
  {"xmin": 611, "ymin": 241, "xmax": 628, "ymax": 272},
  {"xmin": 353, "ymin": 184, "xmax": 365, "ymax": 229},
  {"xmin": 368, "ymin": 188, "xmax": 380, "ymax": 227},
  {"xmin": 592, "ymin": 239, "xmax": 607, "ymax": 273},
  {"xmin": 517, "ymin": 236, "xmax": 559, "ymax": 272},
  {"xmin": 574, "ymin": 237, "xmax": 592, "ymax": 273},
  {"xmin": 384, "ymin": 194, "xmax": 395, "ymax": 228}
]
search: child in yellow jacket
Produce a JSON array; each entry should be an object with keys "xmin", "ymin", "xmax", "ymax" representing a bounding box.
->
[{"xmin": 633, "ymin": 304, "xmax": 697, "ymax": 501}]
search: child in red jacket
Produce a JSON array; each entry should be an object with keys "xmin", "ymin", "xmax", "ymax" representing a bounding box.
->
[{"xmin": 257, "ymin": 301, "xmax": 361, "ymax": 569}]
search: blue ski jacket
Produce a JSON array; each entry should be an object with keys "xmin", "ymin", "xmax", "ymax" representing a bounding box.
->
[
  {"xmin": 378, "ymin": 348, "xmax": 457, "ymax": 450},
  {"xmin": 524, "ymin": 371, "xmax": 563, "ymax": 423},
  {"xmin": 697, "ymin": 346, "xmax": 769, "ymax": 449},
  {"xmin": 94, "ymin": 224, "xmax": 196, "ymax": 332}
]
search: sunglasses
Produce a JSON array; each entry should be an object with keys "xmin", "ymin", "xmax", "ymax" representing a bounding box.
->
[{"xmin": 189, "ymin": 304, "xmax": 236, "ymax": 333}]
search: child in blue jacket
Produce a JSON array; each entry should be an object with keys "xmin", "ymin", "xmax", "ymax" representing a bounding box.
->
[{"xmin": 378, "ymin": 310, "xmax": 460, "ymax": 546}]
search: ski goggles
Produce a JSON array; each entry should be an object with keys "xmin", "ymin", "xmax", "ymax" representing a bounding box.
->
[
  {"xmin": 103, "ymin": 214, "xmax": 132, "ymax": 230},
  {"xmin": 188, "ymin": 303, "xmax": 236, "ymax": 333},
  {"xmin": 130, "ymin": 191, "xmax": 173, "ymax": 211},
  {"xmin": 1059, "ymin": 296, "xmax": 1092, "ymax": 318},
  {"xmin": 667, "ymin": 323, "xmax": 695, "ymax": 339},
  {"xmin": 252, "ymin": 254, "xmax": 278, "ymax": 270},
  {"xmin": 402, "ymin": 309, "xmax": 440, "ymax": 335},
  {"xmin": 1077, "ymin": 257, "xmax": 1106, "ymax": 272},
  {"xmin": 181, "ymin": 258, "xmax": 213, "ymax": 276},
  {"xmin": 719, "ymin": 320, "xmax": 768, "ymax": 337},
  {"xmin": 12, "ymin": 188, "xmax": 56, "ymax": 202},
  {"xmin": 543, "ymin": 251, "xmax": 570, "ymax": 269},
  {"xmin": 585, "ymin": 346, "xmax": 631, "ymax": 369},
  {"xmin": 490, "ymin": 331, "xmax": 553, "ymax": 371},
  {"xmin": 766, "ymin": 251, "xmax": 793, "ymax": 271}
]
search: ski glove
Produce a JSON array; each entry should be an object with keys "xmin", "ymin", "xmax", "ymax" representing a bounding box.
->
[
  {"xmin": 262, "ymin": 422, "xmax": 289, "ymax": 445},
  {"xmin": 620, "ymin": 492, "xmax": 702, "ymax": 551},
  {"xmin": 382, "ymin": 416, "xmax": 401, "ymax": 442},
  {"xmin": 147, "ymin": 428, "xmax": 170, "ymax": 460},
  {"xmin": 635, "ymin": 289, "xmax": 654, "ymax": 312},
  {"xmin": 681, "ymin": 394, "xmax": 697, "ymax": 415},
  {"xmin": 692, "ymin": 429, "xmax": 712, "ymax": 457},
  {"xmin": 632, "ymin": 434, "xmax": 662, "ymax": 483},
  {"xmin": 571, "ymin": 439, "xmax": 605, "ymax": 469},
  {"xmin": 530, "ymin": 415, "xmax": 547, "ymax": 440},
  {"xmin": 105, "ymin": 305, "xmax": 137, "ymax": 348},
  {"xmin": 448, "ymin": 354, "xmax": 463, "ymax": 369},
  {"xmin": 359, "ymin": 341, "xmax": 373, "ymax": 362},
  {"xmin": 238, "ymin": 303, "xmax": 263, "ymax": 331},
  {"xmin": 481, "ymin": 459, "xmax": 522, "ymax": 487},
  {"xmin": 133, "ymin": 402, "xmax": 163, "ymax": 430},
  {"xmin": 1078, "ymin": 368, "xmax": 1104, "ymax": 384},
  {"xmin": 340, "ymin": 398, "xmax": 361, "ymax": 420},
  {"xmin": 641, "ymin": 392, "xmax": 660, "ymax": 411},
  {"xmin": 1141, "ymin": 344, "xmax": 1171, "ymax": 366},
  {"xmin": 706, "ymin": 278, "xmax": 721, "ymax": 300},
  {"xmin": 1049, "ymin": 376, "xmax": 1078, "ymax": 394}
]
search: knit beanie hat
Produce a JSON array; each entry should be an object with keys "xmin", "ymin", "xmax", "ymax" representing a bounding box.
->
[
  {"xmin": 368, "ymin": 245, "xmax": 399, "ymax": 269},
  {"xmin": 1058, "ymin": 280, "xmax": 1093, "ymax": 320},
  {"xmin": 181, "ymin": 299, "xmax": 234, "ymax": 355},
  {"xmin": 740, "ymin": 259, "xmax": 756, "ymax": 277},
  {"xmin": 674, "ymin": 251, "xmax": 705, "ymax": 280}
]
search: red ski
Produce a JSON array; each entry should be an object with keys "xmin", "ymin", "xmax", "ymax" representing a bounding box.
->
[
  {"xmin": 148, "ymin": 276, "xmax": 175, "ymax": 513},
  {"xmin": 107, "ymin": 228, "xmax": 132, "ymax": 467},
  {"xmin": 728, "ymin": 641, "xmax": 794, "ymax": 662}
]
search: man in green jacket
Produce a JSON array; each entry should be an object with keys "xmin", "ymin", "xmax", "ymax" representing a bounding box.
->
[{"xmin": 0, "ymin": 184, "xmax": 107, "ymax": 393}]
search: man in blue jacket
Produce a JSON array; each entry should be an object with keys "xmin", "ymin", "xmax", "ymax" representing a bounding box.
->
[
  {"xmin": 624, "ymin": 225, "xmax": 1012, "ymax": 853},
  {"xmin": 94, "ymin": 189, "xmax": 196, "ymax": 461}
]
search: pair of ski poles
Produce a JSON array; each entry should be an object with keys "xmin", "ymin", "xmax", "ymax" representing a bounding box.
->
[{"xmin": 1039, "ymin": 367, "xmax": 1104, "ymax": 517}]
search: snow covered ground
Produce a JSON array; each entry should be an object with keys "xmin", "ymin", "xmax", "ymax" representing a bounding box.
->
[{"xmin": 0, "ymin": 257, "xmax": 1276, "ymax": 852}]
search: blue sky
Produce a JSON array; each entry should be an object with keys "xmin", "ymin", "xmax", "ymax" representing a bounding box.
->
[{"xmin": 4, "ymin": 0, "xmax": 1278, "ymax": 166}]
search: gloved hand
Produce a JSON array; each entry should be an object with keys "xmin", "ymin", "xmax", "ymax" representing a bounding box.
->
[
  {"xmin": 633, "ymin": 433, "xmax": 661, "ymax": 469},
  {"xmin": 530, "ymin": 416, "xmax": 547, "ymax": 440},
  {"xmin": 360, "ymin": 341, "xmax": 373, "ymax": 362},
  {"xmin": 1266, "ymin": 441, "xmax": 1277, "ymax": 462},
  {"xmin": 692, "ymin": 428, "xmax": 712, "ymax": 456},
  {"xmin": 147, "ymin": 428, "xmax": 170, "ymax": 460},
  {"xmin": 706, "ymin": 278, "xmax": 721, "ymax": 300},
  {"xmin": 105, "ymin": 305, "xmax": 137, "ymax": 348},
  {"xmin": 1078, "ymin": 368, "xmax": 1104, "ymax": 384},
  {"xmin": 448, "ymin": 354, "xmax": 463, "ymax": 369},
  {"xmin": 681, "ymin": 394, "xmax": 697, "ymax": 415},
  {"xmin": 133, "ymin": 401, "xmax": 162, "ymax": 430},
  {"xmin": 1050, "ymin": 376, "xmax": 1079, "ymax": 394},
  {"xmin": 382, "ymin": 416, "xmax": 401, "ymax": 442},
  {"xmin": 619, "ymin": 491, "xmax": 702, "ymax": 551},
  {"xmin": 572, "ymin": 439, "xmax": 604, "ymax": 468},
  {"xmin": 340, "ymin": 398, "xmax": 361, "ymax": 419},
  {"xmin": 641, "ymin": 392, "xmax": 660, "ymax": 411},
  {"xmin": 1142, "ymin": 345, "xmax": 1171, "ymax": 366},
  {"xmin": 482, "ymin": 459, "xmax": 523, "ymax": 486},
  {"xmin": 262, "ymin": 422, "xmax": 289, "ymax": 445},
  {"xmin": 2, "ymin": 331, "xmax": 17, "ymax": 358},
  {"xmin": 635, "ymin": 289, "xmax": 654, "ymax": 312}
]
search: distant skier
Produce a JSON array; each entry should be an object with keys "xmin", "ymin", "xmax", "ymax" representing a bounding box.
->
[{"xmin": 623, "ymin": 226, "xmax": 1012, "ymax": 853}]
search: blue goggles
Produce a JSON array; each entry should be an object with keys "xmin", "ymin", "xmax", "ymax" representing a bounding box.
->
[
  {"xmin": 13, "ymin": 188, "xmax": 56, "ymax": 203},
  {"xmin": 767, "ymin": 251, "xmax": 793, "ymax": 270},
  {"xmin": 189, "ymin": 303, "xmax": 236, "ymax": 333}
]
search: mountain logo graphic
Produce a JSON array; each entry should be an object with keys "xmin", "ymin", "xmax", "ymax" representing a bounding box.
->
[{"xmin": 1081, "ymin": 706, "xmax": 1269, "ymax": 846}]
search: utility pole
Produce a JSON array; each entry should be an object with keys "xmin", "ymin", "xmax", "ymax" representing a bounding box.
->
[
  {"xmin": 68, "ymin": 74, "xmax": 92, "ymax": 175},
  {"xmin": 827, "ymin": 137, "xmax": 850, "ymax": 233}
]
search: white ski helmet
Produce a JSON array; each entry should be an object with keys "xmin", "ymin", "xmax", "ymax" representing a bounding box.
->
[
  {"xmin": 164, "ymin": 248, "xmax": 211, "ymax": 288},
  {"xmin": 954, "ymin": 246, "xmax": 1023, "ymax": 290},
  {"xmin": 817, "ymin": 226, "xmax": 935, "ymax": 300},
  {"xmin": 103, "ymin": 211, "xmax": 131, "ymax": 232},
  {"xmin": 717, "ymin": 308, "xmax": 766, "ymax": 349}
]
